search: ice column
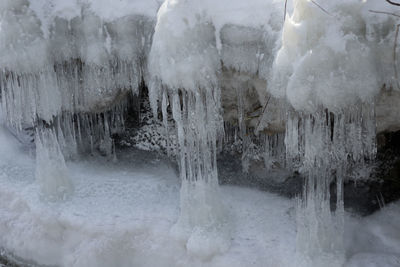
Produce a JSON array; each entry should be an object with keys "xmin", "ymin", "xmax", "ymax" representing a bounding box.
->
[
  {"xmin": 149, "ymin": 0, "xmax": 229, "ymax": 258},
  {"xmin": 35, "ymin": 127, "xmax": 74, "ymax": 201},
  {"xmin": 286, "ymin": 106, "xmax": 376, "ymax": 266},
  {"xmin": 271, "ymin": 0, "xmax": 379, "ymax": 265}
]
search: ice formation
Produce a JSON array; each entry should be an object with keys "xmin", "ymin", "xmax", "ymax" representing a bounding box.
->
[
  {"xmin": 149, "ymin": 0, "xmax": 229, "ymax": 258},
  {"xmin": 35, "ymin": 127, "xmax": 74, "ymax": 201},
  {"xmin": 1, "ymin": 0, "xmax": 400, "ymax": 265},
  {"xmin": 0, "ymin": 0, "xmax": 154, "ymax": 134},
  {"xmin": 270, "ymin": 0, "xmax": 389, "ymax": 265},
  {"xmin": 0, "ymin": 0, "xmax": 157, "ymax": 205}
]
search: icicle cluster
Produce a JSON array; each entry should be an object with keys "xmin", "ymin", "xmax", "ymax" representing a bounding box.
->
[
  {"xmin": 0, "ymin": 1, "xmax": 153, "ymax": 133},
  {"xmin": 148, "ymin": 0, "xmax": 231, "ymax": 258},
  {"xmin": 149, "ymin": 0, "xmax": 223, "ymax": 184},
  {"xmin": 287, "ymin": 104, "xmax": 376, "ymax": 266},
  {"xmin": 53, "ymin": 103, "xmax": 127, "ymax": 158},
  {"xmin": 268, "ymin": 1, "xmax": 382, "ymax": 265}
]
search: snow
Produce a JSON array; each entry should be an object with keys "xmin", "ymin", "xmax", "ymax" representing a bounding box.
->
[
  {"xmin": 29, "ymin": 0, "xmax": 160, "ymax": 27},
  {"xmin": 1, "ymin": 122, "xmax": 400, "ymax": 267},
  {"xmin": 271, "ymin": 0, "xmax": 382, "ymax": 113},
  {"xmin": 0, "ymin": 124, "xmax": 295, "ymax": 267},
  {"xmin": 149, "ymin": 0, "xmax": 284, "ymax": 92}
]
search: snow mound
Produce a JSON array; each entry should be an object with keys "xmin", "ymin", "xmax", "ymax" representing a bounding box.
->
[{"xmin": 271, "ymin": 0, "xmax": 382, "ymax": 113}]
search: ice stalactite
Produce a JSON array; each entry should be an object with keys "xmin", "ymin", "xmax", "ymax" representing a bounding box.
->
[
  {"xmin": 270, "ymin": 0, "xmax": 380, "ymax": 265},
  {"xmin": 149, "ymin": 0, "xmax": 230, "ymax": 259},
  {"xmin": 53, "ymin": 102, "xmax": 127, "ymax": 158},
  {"xmin": 35, "ymin": 127, "xmax": 74, "ymax": 201},
  {"xmin": 236, "ymin": 86, "xmax": 252, "ymax": 173},
  {"xmin": 263, "ymin": 132, "xmax": 285, "ymax": 170},
  {"xmin": 0, "ymin": 0, "xmax": 60, "ymax": 129},
  {"xmin": 169, "ymin": 87, "xmax": 228, "ymax": 258},
  {"xmin": 289, "ymin": 105, "xmax": 376, "ymax": 266}
]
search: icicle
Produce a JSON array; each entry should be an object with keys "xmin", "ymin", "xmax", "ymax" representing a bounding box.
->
[
  {"xmin": 290, "ymin": 104, "xmax": 376, "ymax": 266},
  {"xmin": 263, "ymin": 132, "xmax": 285, "ymax": 169},
  {"xmin": 90, "ymin": 134, "xmax": 94, "ymax": 156},
  {"xmin": 112, "ymin": 138, "xmax": 117, "ymax": 163},
  {"xmin": 168, "ymin": 86, "xmax": 228, "ymax": 258},
  {"xmin": 161, "ymin": 87, "xmax": 170, "ymax": 156}
]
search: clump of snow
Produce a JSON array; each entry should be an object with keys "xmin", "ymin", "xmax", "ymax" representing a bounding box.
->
[
  {"xmin": 271, "ymin": 0, "xmax": 380, "ymax": 113},
  {"xmin": 149, "ymin": 0, "xmax": 220, "ymax": 92},
  {"xmin": 0, "ymin": 0, "xmax": 48, "ymax": 72}
]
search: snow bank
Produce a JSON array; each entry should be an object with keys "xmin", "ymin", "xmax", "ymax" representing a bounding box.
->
[
  {"xmin": 1, "ymin": 122, "xmax": 400, "ymax": 267},
  {"xmin": 0, "ymin": 124, "xmax": 299, "ymax": 266}
]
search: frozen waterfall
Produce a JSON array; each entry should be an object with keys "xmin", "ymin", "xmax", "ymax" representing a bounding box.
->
[{"xmin": 1, "ymin": 0, "xmax": 400, "ymax": 266}]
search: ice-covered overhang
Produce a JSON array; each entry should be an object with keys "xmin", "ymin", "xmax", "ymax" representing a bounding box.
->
[{"xmin": 0, "ymin": 0, "xmax": 399, "ymax": 134}]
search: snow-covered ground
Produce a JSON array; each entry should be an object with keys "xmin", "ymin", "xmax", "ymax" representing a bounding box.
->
[{"xmin": 0, "ymin": 124, "xmax": 399, "ymax": 267}]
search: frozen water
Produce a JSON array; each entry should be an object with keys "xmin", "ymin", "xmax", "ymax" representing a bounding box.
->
[
  {"xmin": 0, "ymin": 124, "xmax": 297, "ymax": 267},
  {"xmin": 35, "ymin": 127, "xmax": 74, "ymax": 201},
  {"xmin": 1, "ymin": 124, "xmax": 400, "ymax": 267},
  {"xmin": 0, "ymin": 0, "xmax": 400, "ymax": 266},
  {"xmin": 284, "ymin": 99, "xmax": 376, "ymax": 266},
  {"xmin": 149, "ymin": 0, "xmax": 229, "ymax": 257},
  {"xmin": 0, "ymin": 0, "xmax": 154, "ymax": 132}
]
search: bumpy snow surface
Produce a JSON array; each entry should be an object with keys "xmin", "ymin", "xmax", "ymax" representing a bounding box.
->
[{"xmin": 0, "ymin": 123, "xmax": 400, "ymax": 267}]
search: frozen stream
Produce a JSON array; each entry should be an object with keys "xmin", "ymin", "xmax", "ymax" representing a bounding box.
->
[{"xmin": 0, "ymin": 125, "xmax": 399, "ymax": 267}]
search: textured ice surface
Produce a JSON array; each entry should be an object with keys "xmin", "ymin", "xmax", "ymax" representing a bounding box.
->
[
  {"xmin": 1, "ymin": 124, "xmax": 400, "ymax": 267},
  {"xmin": 0, "ymin": 125, "xmax": 297, "ymax": 267}
]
